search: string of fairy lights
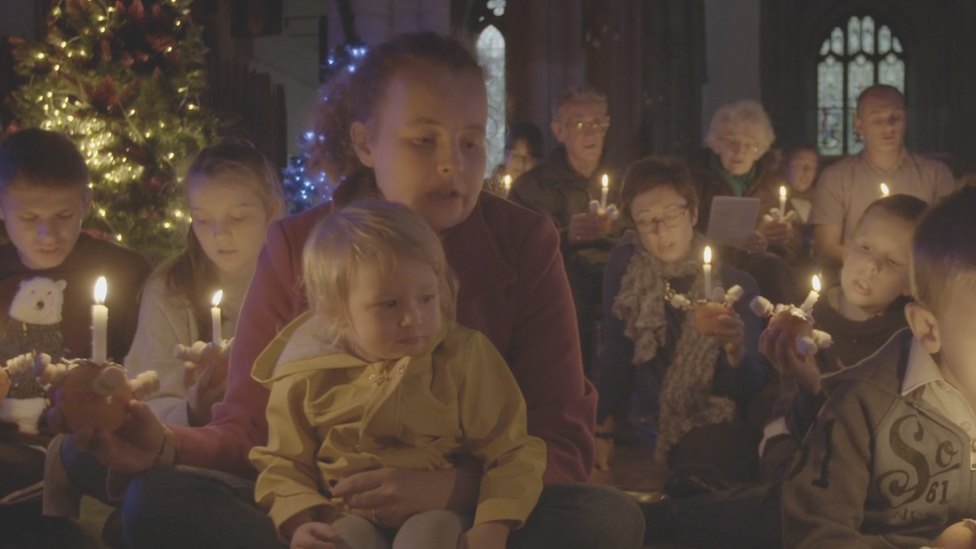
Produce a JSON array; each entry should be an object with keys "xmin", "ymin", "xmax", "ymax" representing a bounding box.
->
[{"xmin": 281, "ymin": 42, "xmax": 368, "ymax": 213}]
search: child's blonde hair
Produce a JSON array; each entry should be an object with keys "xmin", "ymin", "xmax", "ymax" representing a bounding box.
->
[
  {"xmin": 163, "ymin": 139, "xmax": 285, "ymax": 341},
  {"xmin": 912, "ymin": 186, "xmax": 976, "ymax": 315},
  {"xmin": 303, "ymin": 200, "xmax": 458, "ymax": 350}
]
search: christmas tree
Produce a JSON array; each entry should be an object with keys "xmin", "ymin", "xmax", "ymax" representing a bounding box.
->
[{"xmin": 5, "ymin": 0, "xmax": 220, "ymax": 261}]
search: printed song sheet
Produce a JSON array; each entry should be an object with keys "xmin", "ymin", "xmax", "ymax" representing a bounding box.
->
[{"xmin": 706, "ymin": 197, "xmax": 761, "ymax": 247}]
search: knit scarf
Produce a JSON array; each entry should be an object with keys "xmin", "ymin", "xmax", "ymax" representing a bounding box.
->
[{"xmin": 612, "ymin": 236, "xmax": 736, "ymax": 460}]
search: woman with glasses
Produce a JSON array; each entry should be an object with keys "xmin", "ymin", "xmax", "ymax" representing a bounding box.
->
[
  {"xmin": 593, "ymin": 156, "xmax": 765, "ymax": 488},
  {"xmin": 689, "ymin": 100, "xmax": 801, "ymax": 306}
]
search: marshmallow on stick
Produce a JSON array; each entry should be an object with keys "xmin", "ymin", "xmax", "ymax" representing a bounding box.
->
[
  {"xmin": 0, "ymin": 353, "xmax": 35, "ymax": 401},
  {"xmin": 691, "ymin": 285, "xmax": 745, "ymax": 336},
  {"xmin": 174, "ymin": 339, "xmax": 233, "ymax": 389},
  {"xmin": 763, "ymin": 186, "xmax": 799, "ymax": 223},
  {"xmin": 588, "ymin": 199, "xmax": 620, "ymax": 219},
  {"xmin": 750, "ymin": 297, "xmax": 833, "ymax": 357},
  {"xmin": 34, "ymin": 354, "xmax": 159, "ymax": 432}
]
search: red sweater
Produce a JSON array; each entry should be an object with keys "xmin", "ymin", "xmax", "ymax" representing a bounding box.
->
[{"xmin": 169, "ymin": 191, "xmax": 596, "ymax": 483}]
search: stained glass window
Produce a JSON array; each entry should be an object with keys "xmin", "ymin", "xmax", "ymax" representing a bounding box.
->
[
  {"xmin": 477, "ymin": 25, "xmax": 505, "ymax": 177},
  {"xmin": 817, "ymin": 16, "xmax": 905, "ymax": 155}
]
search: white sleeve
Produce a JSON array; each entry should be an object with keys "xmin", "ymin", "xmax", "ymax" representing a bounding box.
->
[{"xmin": 124, "ymin": 275, "xmax": 198, "ymax": 427}]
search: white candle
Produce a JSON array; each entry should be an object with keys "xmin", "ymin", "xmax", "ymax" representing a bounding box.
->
[
  {"xmin": 880, "ymin": 183, "xmax": 889, "ymax": 197},
  {"xmin": 600, "ymin": 174, "xmax": 609, "ymax": 210},
  {"xmin": 211, "ymin": 290, "xmax": 223, "ymax": 344},
  {"xmin": 503, "ymin": 175, "xmax": 512, "ymax": 196},
  {"xmin": 800, "ymin": 275, "xmax": 821, "ymax": 313},
  {"xmin": 779, "ymin": 186, "xmax": 787, "ymax": 216},
  {"xmin": 703, "ymin": 246, "xmax": 713, "ymax": 300},
  {"xmin": 92, "ymin": 277, "xmax": 108, "ymax": 364}
]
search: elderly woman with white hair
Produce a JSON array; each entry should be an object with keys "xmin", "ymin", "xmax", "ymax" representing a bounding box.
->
[{"xmin": 688, "ymin": 100, "xmax": 801, "ymax": 306}]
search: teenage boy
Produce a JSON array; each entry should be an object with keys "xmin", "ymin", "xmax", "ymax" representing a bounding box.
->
[{"xmin": 0, "ymin": 128, "xmax": 151, "ymax": 503}]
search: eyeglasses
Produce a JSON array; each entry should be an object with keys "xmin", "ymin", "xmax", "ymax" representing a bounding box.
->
[
  {"xmin": 719, "ymin": 136, "xmax": 760, "ymax": 154},
  {"xmin": 634, "ymin": 204, "xmax": 689, "ymax": 234},
  {"xmin": 570, "ymin": 120, "xmax": 611, "ymax": 134}
]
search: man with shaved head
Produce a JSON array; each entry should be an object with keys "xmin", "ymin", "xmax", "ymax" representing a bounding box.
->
[{"xmin": 810, "ymin": 84, "xmax": 955, "ymax": 271}]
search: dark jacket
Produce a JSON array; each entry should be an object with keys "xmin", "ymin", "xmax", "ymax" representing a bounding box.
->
[
  {"xmin": 783, "ymin": 329, "xmax": 976, "ymax": 548},
  {"xmin": 509, "ymin": 146, "xmax": 626, "ymax": 271}
]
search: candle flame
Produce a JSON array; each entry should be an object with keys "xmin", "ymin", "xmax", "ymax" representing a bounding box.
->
[
  {"xmin": 94, "ymin": 276, "xmax": 107, "ymax": 304},
  {"xmin": 812, "ymin": 275, "xmax": 821, "ymax": 293},
  {"xmin": 704, "ymin": 246, "xmax": 712, "ymax": 264},
  {"xmin": 602, "ymin": 174, "xmax": 609, "ymax": 189},
  {"xmin": 880, "ymin": 183, "xmax": 889, "ymax": 196},
  {"xmin": 212, "ymin": 290, "xmax": 223, "ymax": 307},
  {"xmin": 504, "ymin": 175, "xmax": 512, "ymax": 188},
  {"xmin": 780, "ymin": 185, "xmax": 787, "ymax": 198}
]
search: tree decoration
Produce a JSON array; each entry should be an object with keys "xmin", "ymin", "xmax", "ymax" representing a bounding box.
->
[
  {"xmin": 281, "ymin": 132, "xmax": 333, "ymax": 215},
  {"xmin": 283, "ymin": 0, "xmax": 367, "ymax": 213},
  {"xmin": 5, "ymin": 0, "xmax": 220, "ymax": 261}
]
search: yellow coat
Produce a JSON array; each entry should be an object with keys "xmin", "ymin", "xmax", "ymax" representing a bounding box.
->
[{"xmin": 248, "ymin": 312, "xmax": 547, "ymax": 541}]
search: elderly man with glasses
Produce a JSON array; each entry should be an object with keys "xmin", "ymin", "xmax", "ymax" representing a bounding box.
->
[{"xmin": 510, "ymin": 86, "xmax": 625, "ymax": 378}]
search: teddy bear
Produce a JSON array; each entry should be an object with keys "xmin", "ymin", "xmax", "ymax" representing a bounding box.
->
[{"xmin": 1, "ymin": 277, "xmax": 67, "ymax": 397}]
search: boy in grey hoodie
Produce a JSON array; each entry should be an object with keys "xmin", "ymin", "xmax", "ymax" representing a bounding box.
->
[{"xmin": 784, "ymin": 186, "xmax": 976, "ymax": 548}]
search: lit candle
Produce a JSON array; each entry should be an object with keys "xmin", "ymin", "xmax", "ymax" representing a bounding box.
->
[
  {"xmin": 211, "ymin": 290, "xmax": 223, "ymax": 344},
  {"xmin": 703, "ymin": 246, "xmax": 713, "ymax": 300},
  {"xmin": 880, "ymin": 183, "xmax": 889, "ymax": 197},
  {"xmin": 503, "ymin": 174, "xmax": 512, "ymax": 196},
  {"xmin": 779, "ymin": 186, "xmax": 788, "ymax": 217},
  {"xmin": 92, "ymin": 277, "xmax": 108, "ymax": 364},
  {"xmin": 800, "ymin": 275, "xmax": 821, "ymax": 313},
  {"xmin": 600, "ymin": 174, "xmax": 609, "ymax": 210}
]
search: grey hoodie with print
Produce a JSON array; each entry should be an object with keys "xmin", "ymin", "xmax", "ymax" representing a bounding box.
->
[{"xmin": 783, "ymin": 328, "xmax": 976, "ymax": 549}]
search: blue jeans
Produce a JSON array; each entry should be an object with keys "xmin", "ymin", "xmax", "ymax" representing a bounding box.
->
[{"xmin": 118, "ymin": 466, "xmax": 644, "ymax": 549}]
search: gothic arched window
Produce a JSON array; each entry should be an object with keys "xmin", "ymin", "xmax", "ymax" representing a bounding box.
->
[
  {"xmin": 477, "ymin": 23, "xmax": 505, "ymax": 176},
  {"xmin": 817, "ymin": 15, "xmax": 905, "ymax": 156}
]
